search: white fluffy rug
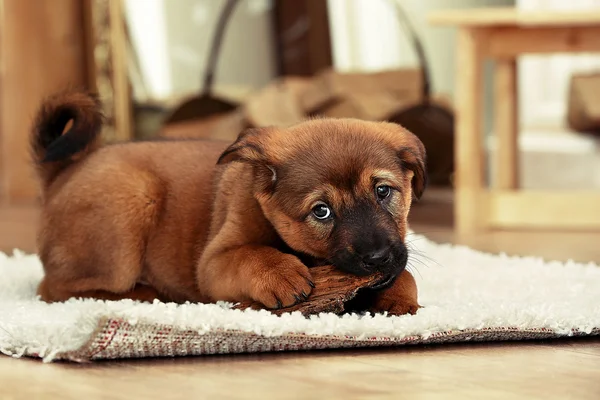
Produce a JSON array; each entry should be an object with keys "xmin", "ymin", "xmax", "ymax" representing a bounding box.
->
[{"xmin": 1, "ymin": 232, "xmax": 599, "ymax": 363}]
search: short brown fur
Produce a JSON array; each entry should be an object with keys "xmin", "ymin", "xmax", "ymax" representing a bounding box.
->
[{"xmin": 32, "ymin": 91, "xmax": 426, "ymax": 315}]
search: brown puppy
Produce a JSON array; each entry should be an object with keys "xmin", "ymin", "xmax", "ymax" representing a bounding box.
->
[{"xmin": 31, "ymin": 91, "xmax": 425, "ymax": 315}]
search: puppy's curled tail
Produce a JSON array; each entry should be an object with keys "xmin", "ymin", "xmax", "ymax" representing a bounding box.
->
[{"xmin": 31, "ymin": 90, "xmax": 104, "ymax": 186}]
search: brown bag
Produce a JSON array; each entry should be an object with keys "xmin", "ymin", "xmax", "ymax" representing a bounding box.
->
[{"xmin": 567, "ymin": 72, "xmax": 600, "ymax": 135}]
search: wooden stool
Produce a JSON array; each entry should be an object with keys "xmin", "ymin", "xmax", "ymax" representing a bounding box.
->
[{"xmin": 429, "ymin": 7, "xmax": 600, "ymax": 234}]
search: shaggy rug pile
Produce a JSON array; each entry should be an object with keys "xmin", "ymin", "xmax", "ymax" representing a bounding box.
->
[{"xmin": 1, "ymin": 233, "xmax": 599, "ymax": 363}]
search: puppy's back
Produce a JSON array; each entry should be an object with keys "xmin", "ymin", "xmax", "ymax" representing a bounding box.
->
[{"xmin": 35, "ymin": 129, "xmax": 231, "ymax": 303}]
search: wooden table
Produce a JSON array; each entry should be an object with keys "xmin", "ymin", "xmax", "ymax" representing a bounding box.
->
[{"xmin": 429, "ymin": 7, "xmax": 600, "ymax": 234}]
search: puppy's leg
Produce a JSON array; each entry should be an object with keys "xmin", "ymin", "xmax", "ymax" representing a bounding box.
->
[
  {"xmin": 198, "ymin": 245, "xmax": 314, "ymax": 309},
  {"xmin": 37, "ymin": 230, "xmax": 154, "ymax": 304},
  {"xmin": 370, "ymin": 269, "xmax": 421, "ymax": 315},
  {"xmin": 37, "ymin": 280, "xmax": 160, "ymax": 303}
]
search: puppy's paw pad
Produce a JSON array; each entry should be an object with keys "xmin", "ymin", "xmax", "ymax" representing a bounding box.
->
[{"xmin": 250, "ymin": 256, "xmax": 313, "ymax": 309}]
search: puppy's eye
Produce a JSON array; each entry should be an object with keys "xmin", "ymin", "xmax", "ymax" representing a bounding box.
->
[
  {"xmin": 376, "ymin": 185, "xmax": 392, "ymax": 200},
  {"xmin": 312, "ymin": 204, "xmax": 332, "ymax": 220}
]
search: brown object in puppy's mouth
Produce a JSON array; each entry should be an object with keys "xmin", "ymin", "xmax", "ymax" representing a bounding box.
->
[{"xmin": 234, "ymin": 266, "xmax": 385, "ymax": 316}]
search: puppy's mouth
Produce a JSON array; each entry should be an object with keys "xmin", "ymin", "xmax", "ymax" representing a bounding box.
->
[{"xmin": 369, "ymin": 274, "xmax": 396, "ymax": 290}]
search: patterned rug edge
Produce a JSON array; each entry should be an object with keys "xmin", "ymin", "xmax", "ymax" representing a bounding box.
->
[{"xmin": 34, "ymin": 317, "xmax": 600, "ymax": 363}]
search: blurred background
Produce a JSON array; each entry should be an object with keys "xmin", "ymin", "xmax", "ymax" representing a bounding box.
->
[{"xmin": 1, "ymin": 0, "xmax": 599, "ymax": 260}]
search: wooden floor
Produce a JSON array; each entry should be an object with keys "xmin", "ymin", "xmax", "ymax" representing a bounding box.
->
[
  {"xmin": 1, "ymin": 188, "xmax": 600, "ymax": 399},
  {"xmin": 1, "ymin": 338, "xmax": 600, "ymax": 399}
]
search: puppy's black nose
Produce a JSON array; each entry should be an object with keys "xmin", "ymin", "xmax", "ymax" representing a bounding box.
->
[{"xmin": 362, "ymin": 246, "xmax": 391, "ymax": 267}]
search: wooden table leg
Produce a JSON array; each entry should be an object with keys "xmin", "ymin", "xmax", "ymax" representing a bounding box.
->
[
  {"xmin": 493, "ymin": 58, "xmax": 519, "ymax": 190},
  {"xmin": 454, "ymin": 28, "xmax": 486, "ymax": 234},
  {"xmin": 0, "ymin": 0, "xmax": 89, "ymax": 206}
]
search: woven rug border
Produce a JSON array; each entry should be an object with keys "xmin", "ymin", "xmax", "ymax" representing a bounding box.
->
[{"xmin": 47, "ymin": 317, "xmax": 600, "ymax": 362}]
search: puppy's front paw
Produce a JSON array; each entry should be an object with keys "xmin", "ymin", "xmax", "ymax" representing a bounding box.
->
[
  {"xmin": 249, "ymin": 255, "xmax": 314, "ymax": 309},
  {"xmin": 372, "ymin": 297, "xmax": 421, "ymax": 316}
]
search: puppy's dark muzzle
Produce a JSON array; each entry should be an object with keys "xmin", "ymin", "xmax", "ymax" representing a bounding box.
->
[{"xmin": 331, "ymin": 242, "xmax": 408, "ymax": 284}]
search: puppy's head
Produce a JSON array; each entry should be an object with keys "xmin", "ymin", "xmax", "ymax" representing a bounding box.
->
[{"xmin": 218, "ymin": 118, "xmax": 426, "ymax": 286}]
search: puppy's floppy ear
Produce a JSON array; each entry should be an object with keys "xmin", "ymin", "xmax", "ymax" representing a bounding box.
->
[
  {"xmin": 396, "ymin": 130, "xmax": 428, "ymax": 200},
  {"xmin": 217, "ymin": 127, "xmax": 279, "ymax": 191},
  {"xmin": 217, "ymin": 128, "xmax": 268, "ymax": 165}
]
